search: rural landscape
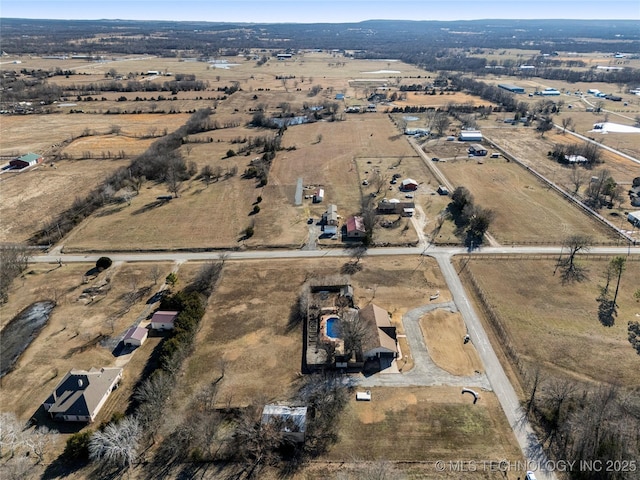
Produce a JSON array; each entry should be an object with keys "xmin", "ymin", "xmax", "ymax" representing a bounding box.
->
[{"xmin": 1, "ymin": 14, "xmax": 639, "ymax": 480}]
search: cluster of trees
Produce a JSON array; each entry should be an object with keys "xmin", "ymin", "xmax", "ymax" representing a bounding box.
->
[
  {"xmin": 242, "ymin": 134, "xmax": 283, "ymax": 186},
  {"xmin": 451, "ymin": 76, "xmax": 530, "ymax": 114},
  {"xmin": 447, "ymin": 186, "xmax": 495, "ymax": 247},
  {"xmin": 527, "ymin": 376, "xmax": 640, "ymax": 480},
  {"xmin": 64, "ymin": 77, "xmax": 209, "ymax": 95},
  {"xmin": 0, "ymin": 245, "xmax": 30, "ymax": 304},
  {"xmin": 549, "ymin": 142, "xmax": 603, "ymax": 169},
  {"xmin": 584, "ymin": 169, "xmax": 624, "ymax": 209}
]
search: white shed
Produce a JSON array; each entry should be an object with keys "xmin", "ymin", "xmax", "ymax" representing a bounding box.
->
[
  {"xmin": 150, "ymin": 311, "xmax": 178, "ymax": 330},
  {"xmin": 123, "ymin": 326, "xmax": 148, "ymax": 346}
]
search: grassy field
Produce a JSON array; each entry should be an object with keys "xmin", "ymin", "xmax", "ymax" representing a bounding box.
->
[
  {"xmin": 460, "ymin": 256, "xmax": 640, "ymax": 389},
  {"xmin": 435, "ymin": 157, "xmax": 617, "ymax": 244},
  {"xmin": 420, "ymin": 310, "xmax": 484, "ymax": 376}
]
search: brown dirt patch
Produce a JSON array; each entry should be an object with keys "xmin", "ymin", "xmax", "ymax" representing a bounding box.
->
[{"xmin": 420, "ymin": 310, "xmax": 484, "ymax": 376}]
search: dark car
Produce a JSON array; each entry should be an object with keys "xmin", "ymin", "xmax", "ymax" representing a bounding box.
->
[
  {"xmin": 307, "ymin": 218, "xmax": 314, "ymax": 224},
  {"xmin": 431, "ymin": 157, "xmax": 440, "ymax": 162}
]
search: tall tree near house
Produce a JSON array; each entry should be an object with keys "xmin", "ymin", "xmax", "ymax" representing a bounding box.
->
[
  {"xmin": 569, "ymin": 164, "xmax": 586, "ymax": 195},
  {"xmin": 89, "ymin": 417, "xmax": 141, "ymax": 471},
  {"xmin": 537, "ymin": 116, "xmax": 554, "ymax": 137}
]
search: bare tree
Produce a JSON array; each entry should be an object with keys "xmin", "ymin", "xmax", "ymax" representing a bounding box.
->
[
  {"xmin": 150, "ymin": 265, "xmax": 161, "ymax": 285},
  {"xmin": 0, "ymin": 412, "xmax": 26, "ymax": 457},
  {"xmin": 165, "ymin": 160, "xmax": 183, "ymax": 198},
  {"xmin": 89, "ymin": 416, "xmax": 141, "ymax": 470},
  {"xmin": 340, "ymin": 308, "xmax": 374, "ymax": 359},
  {"xmin": 568, "ymin": 164, "xmax": 586, "ymax": 195},
  {"xmin": 134, "ymin": 371, "xmax": 174, "ymax": 444},
  {"xmin": 25, "ymin": 426, "xmax": 59, "ymax": 464},
  {"xmin": 561, "ymin": 117, "xmax": 574, "ymax": 134},
  {"xmin": 558, "ymin": 234, "xmax": 592, "ymax": 283},
  {"xmin": 0, "ymin": 455, "xmax": 33, "ymax": 480},
  {"xmin": 371, "ymin": 170, "xmax": 388, "ymax": 195},
  {"xmin": 432, "ymin": 112, "xmax": 450, "ymax": 137},
  {"xmin": 0, "ymin": 244, "xmax": 30, "ymax": 304}
]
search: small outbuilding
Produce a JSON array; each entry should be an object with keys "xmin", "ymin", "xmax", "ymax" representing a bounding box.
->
[
  {"xmin": 400, "ymin": 178, "xmax": 418, "ymax": 191},
  {"xmin": 122, "ymin": 326, "xmax": 148, "ymax": 347},
  {"xmin": 150, "ymin": 310, "xmax": 178, "ymax": 330},
  {"xmin": 468, "ymin": 144, "xmax": 488, "ymax": 156},
  {"xmin": 313, "ymin": 188, "xmax": 324, "ymax": 203},
  {"xmin": 261, "ymin": 405, "xmax": 307, "ymax": 443},
  {"xmin": 628, "ymin": 211, "xmax": 640, "ymax": 228}
]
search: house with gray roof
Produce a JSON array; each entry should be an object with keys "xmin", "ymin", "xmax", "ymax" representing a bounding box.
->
[{"xmin": 43, "ymin": 367, "xmax": 123, "ymax": 422}]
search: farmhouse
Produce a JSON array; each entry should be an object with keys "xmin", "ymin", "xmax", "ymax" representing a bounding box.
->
[
  {"xmin": 458, "ymin": 130, "xmax": 483, "ymax": 142},
  {"xmin": 9, "ymin": 152, "xmax": 44, "ymax": 169},
  {"xmin": 377, "ymin": 200, "xmax": 415, "ymax": 215},
  {"xmin": 628, "ymin": 211, "xmax": 640, "ymax": 228},
  {"xmin": 323, "ymin": 204, "xmax": 339, "ymax": 226},
  {"xmin": 498, "ymin": 84, "xmax": 525, "ymax": 94},
  {"xmin": 43, "ymin": 367, "xmax": 123, "ymax": 422},
  {"xmin": 345, "ymin": 215, "xmax": 366, "ymax": 238},
  {"xmin": 468, "ymin": 144, "xmax": 488, "ymax": 156},
  {"xmin": 151, "ymin": 310, "xmax": 178, "ymax": 330},
  {"xmin": 261, "ymin": 405, "xmax": 307, "ymax": 443},
  {"xmin": 359, "ymin": 303, "xmax": 398, "ymax": 360},
  {"xmin": 122, "ymin": 326, "xmax": 148, "ymax": 346},
  {"xmin": 400, "ymin": 178, "xmax": 418, "ymax": 191}
]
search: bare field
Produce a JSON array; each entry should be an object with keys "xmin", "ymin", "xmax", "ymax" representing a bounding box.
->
[
  {"xmin": 461, "ymin": 256, "xmax": 640, "ymax": 388},
  {"xmin": 435, "ymin": 156, "xmax": 617, "ymax": 244},
  {"xmin": 0, "ymin": 261, "xmax": 176, "ymax": 423},
  {"xmin": 1, "ymin": 113, "xmax": 189, "ymax": 156},
  {"xmin": 325, "ymin": 386, "xmax": 522, "ymax": 463},
  {"xmin": 394, "ymin": 91, "xmax": 496, "ymax": 109},
  {"xmin": 420, "ymin": 310, "xmax": 484, "ymax": 376},
  {"xmin": 0, "ymin": 158, "xmax": 129, "ymax": 242}
]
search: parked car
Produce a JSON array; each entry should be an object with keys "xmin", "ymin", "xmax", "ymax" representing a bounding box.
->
[
  {"xmin": 431, "ymin": 157, "xmax": 440, "ymax": 162},
  {"xmin": 405, "ymin": 194, "xmax": 414, "ymax": 199},
  {"xmin": 307, "ymin": 218, "xmax": 314, "ymax": 224}
]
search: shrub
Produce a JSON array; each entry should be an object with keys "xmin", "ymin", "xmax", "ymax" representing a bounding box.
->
[
  {"xmin": 96, "ymin": 257, "xmax": 113, "ymax": 271},
  {"xmin": 64, "ymin": 430, "xmax": 93, "ymax": 460},
  {"xmin": 165, "ymin": 272, "xmax": 178, "ymax": 286},
  {"xmin": 252, "ymin": 205, "xmax": 260, "ymax": 214},
  {"xmin": 226, "ymin": 149, "xmax": 236, "ymax": 158}
]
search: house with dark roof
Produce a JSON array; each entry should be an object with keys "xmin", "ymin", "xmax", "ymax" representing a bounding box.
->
[
  {"xmin": 43, "ymin": 367, "xmax": 123, "ymax": 422},
  {"xmin": 150, "ymin": 311, "xmax": 178, "ymax": 330},
  {"xmin": 261, "ymin": 405, "xmax": 307, "ymax": 443}
]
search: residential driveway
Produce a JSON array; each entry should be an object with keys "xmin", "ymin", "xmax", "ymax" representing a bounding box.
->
[{"xmin": 358, "ymin": 301, "xmax": 490, "ymax": 390}]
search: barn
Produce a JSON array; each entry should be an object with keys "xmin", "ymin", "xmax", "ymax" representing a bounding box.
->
[
  {"xmin": 458, "ymin": 130, "xmax": 483, "ymax": 142},
  {"xmin": 498, "ymin": 84, "xmax": 525, "ymax": 94},
  {"xmin": 468, "ymin": 144, "xmax": 488, "ymax": 156},
  {"xmin": 9, "ymin": 153, "xmax": 44, "ymax": 169},
  {"xmin": 400, "ymin": 178, "xmax": 418, "ymax": 191}
]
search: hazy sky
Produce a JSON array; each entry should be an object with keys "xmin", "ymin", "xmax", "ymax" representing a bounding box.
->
[{"xmin": 1, "ymin": 0, "xmax": 639, "ymax": 22}]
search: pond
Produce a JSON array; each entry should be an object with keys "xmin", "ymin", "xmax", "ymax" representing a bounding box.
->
[{"xmin": 0, "ymin": 300, "xmax": 56, "ymax": 378}]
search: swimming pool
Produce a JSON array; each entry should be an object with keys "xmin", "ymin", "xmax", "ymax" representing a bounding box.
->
[{"xmin": 325, "ymin": 317, "xmax": 340, "ymax": 339}]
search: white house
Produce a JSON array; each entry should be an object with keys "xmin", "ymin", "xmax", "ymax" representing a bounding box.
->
[
  {"xmin": 123, "ymin": 326, "xmax": 148, "ymax": 346},
  {"xmin": 43, "ymin": 367, "xmax": 123, "ymax": 422},
  {"xmin": 323, "ymin": 204, "xmax": 339, "ymax": 226},
  {"xmin": 150, "ymin": 310, "xmax": 178, "ymax": 330}
]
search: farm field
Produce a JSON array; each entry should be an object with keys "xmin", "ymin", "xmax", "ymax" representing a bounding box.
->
[
  {"xmin": 459, "ymin": 256, "xmax": 640, "ymax": 389},
  {"xmin": 435, "ymin": 157, "xmax": 617, "ymax": 245}
]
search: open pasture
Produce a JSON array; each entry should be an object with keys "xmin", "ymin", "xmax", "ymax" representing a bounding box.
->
[
  {"xmin": 436, "ymin": 157, "xmax": 617, "ymax": 244},
  {"xmin": 461, "ymin": 256, "xmax": 640, "ymax": 388}
]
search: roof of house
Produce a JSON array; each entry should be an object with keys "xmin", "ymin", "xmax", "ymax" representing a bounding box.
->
[
  {"xmin": 346, "ymin": 216, "xmax": 365, "ymax": 234},
  {"xmin": 151, "ymin": 311, "xmax": 178, "ymax": 324},
  {"xmin": 123, "ymin": 326, "xmax": 148, "ymax": 342},
  {"xmin": 261, "ymin": 405, "xmax": 307, "ymax": 433},
  {"xmin": 18, "ymin": 153, "xmax": 42, "ymax": 162},
  {"xmin": 360, "ymin": 303, "xmax": 397, "ymax": 355},
  {"xmin": 45, "ymin": 367, "xmax": 122, "ymax": 418}
]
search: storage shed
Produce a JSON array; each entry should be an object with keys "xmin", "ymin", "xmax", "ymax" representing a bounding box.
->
[
  {"xmin": 123, "ymin": 326, "xmax": 148, "ymax": 346},
  {"xmin": 9, "ymin": 153, "xmax": 44, "ymax": 169},
  {"xmin": 150, "ymin": 311, "xmax": 178, "ymax": 330},
  {"xmin": 400, "ymin": 178, "xmax": 418, "ymax": 191}
]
